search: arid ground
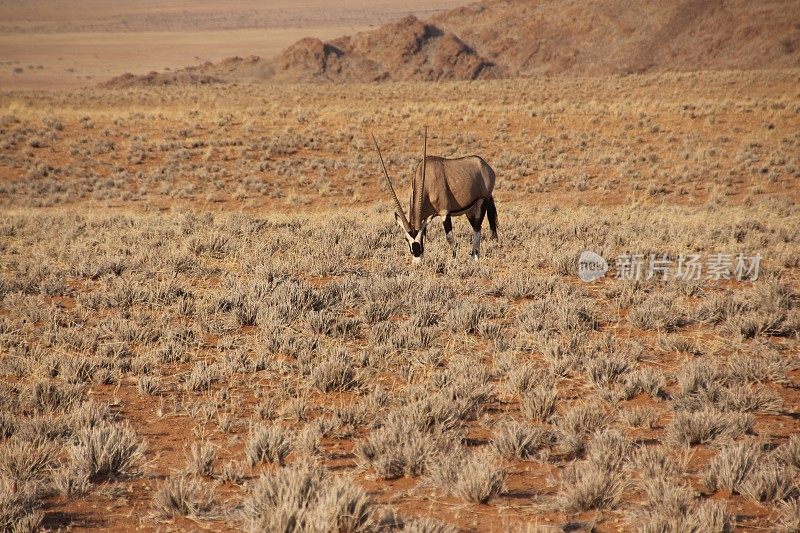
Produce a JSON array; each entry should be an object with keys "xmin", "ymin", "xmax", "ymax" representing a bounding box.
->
[
  {"xmin": 1, "ymin": 68, "xmax": 799, "ymax": 532},
  {"xmin": 1, "ymin": 1, "xmax": 800, "ymax": 532}
]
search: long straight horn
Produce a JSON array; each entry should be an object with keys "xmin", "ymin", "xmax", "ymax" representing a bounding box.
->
[
  {"xmin": 371, "ymin": 133, "xmax": 412, "ymax": 233},
  {"xmin": 415, "ymin": 126, "xmax": 427, "ymax": 230}
]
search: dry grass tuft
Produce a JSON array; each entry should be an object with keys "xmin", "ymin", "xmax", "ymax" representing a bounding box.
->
[
  {"xmin": 703, "ymin": 441, "xmax": 763, "ymax": 494},
  {"xmin": 556, "ymin": 460, "xmax": 625, "ymax": 511},
  {"xmin": 151, "ymin": 475, "xmax": 216, "ymax": 519},
  {"xmin": 491, "ymin": 420, "xmax": 554, "ymax": 460},
  {"xmin": 429, "ymin": 450, "xmax": 506, "ymax": 504},
  {"xmin": 245, "ymin": 424, "xmax": 292, "ymax": 466},
  {"xmin": 241, "ymin": 461, "xmax": 375, "ymax": 532},
  {"xmin": 69, "ymin": 421, "xmax": 145, "ymax": 479}
]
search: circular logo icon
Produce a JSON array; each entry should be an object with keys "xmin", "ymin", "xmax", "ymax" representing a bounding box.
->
[{"xmin": 578, "ymin": 251, "xmax": 608, "ymax": 282}]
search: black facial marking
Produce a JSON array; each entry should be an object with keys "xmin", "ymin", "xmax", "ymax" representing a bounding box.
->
[{"xmin": 411, "ymin": 242, "xmax": 422, "ymax": 257}]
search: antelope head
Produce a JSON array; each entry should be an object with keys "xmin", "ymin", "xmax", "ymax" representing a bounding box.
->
[{"xmin": 372, "ymin": 131, "xmax": 429, "ymax": 264}]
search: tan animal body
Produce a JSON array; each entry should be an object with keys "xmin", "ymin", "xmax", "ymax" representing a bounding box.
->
[{"xmin": 373, "ymin": 129, "xmax": 498, "ymax": 262}]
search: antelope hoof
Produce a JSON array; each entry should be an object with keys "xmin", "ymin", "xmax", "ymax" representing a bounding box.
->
[{"xmin": 472, "ymin": 253, "xmax": 479, "ymax": 262}]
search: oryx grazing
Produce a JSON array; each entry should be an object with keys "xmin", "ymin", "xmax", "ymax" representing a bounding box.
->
[{"xmin": 372, "ymin": 128, "xmax": 497, "ymax": 263}]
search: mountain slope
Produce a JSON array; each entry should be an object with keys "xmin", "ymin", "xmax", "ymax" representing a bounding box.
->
[
  {"xmin": 433, "ymin": 0, "xmax": 800, "ymax": 75},
  {"xmin": 101, "ymin": 0, "xmax": 800, "ymax": 87}
]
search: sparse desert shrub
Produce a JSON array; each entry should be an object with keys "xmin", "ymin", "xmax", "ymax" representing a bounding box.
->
[
  {"xmin": 429, "ymin": 451, "xmax": 506, "ymax": 504},
  {"xmin": 281, "ymin": 398, "xmax": 310, "ymax": 422},
  {"xmin": 220, "ymin": 460, "xmax": 246, "ymax": 484},
  {"xmin": 52, "ymin": 463, "xmax": 90, "ymax": 497},
  {"xmin": 1, "ymin": 110, "xmax": 799, "ymax": 532},
  {"xmin": 241, "ymin": 461, "xmax": 375, "ymax": 532},
  {"xmin": 739, "ymin": 459, "xmax": 795, "ymax": 502},
  {"xmin": 556, "ymin": 403, "xmax": 612, "ymax": 455},
  {"xmin": 411, "ymin": 303, "xmax": 441, "ymax": 328},
  {"xmin": 703, "ymin": 441, "xmax": 763, "ymax": 494},
  {"xmin": 550, "ymin": 249, "xmax": 577, "ymax": 276},
  {"xmin": 184, "ymin": 362, "xmax": 217, "ymax": 392},
  {"xmin": 666, "ymin": 409, "xmax": 746, "ymax": 446},
  {"xmin": 639, "ymin": 477, "xmax": 694, "ymax": 519},
  {"xmin": 556, "ymin": 460, "xmax": 625, "ymax": 511},
  {"xmin": 517, "ymin": 291, "xmax": 598, "ymax": 335},
  {"xmin": 539, "ymin": 336, "xmax": 585, "ymax": 377},
  {"xmin": 384, "ymin": 385, "xmax": 485, "ymax": 435},
  {"xmin": 296, "ymin": 425, "xmax": 323, "ymax": 457},
  {"xmin": 69, "ymin": 421, "xmax": 145, "ymax": 479},
  {"xmin": 0, "ymin": 437, "xmax": 57, "ymax": 486},
  {"xmin": 628, "ymin": 294, "xmax": 680, "ymax": 331},
  {"xmin": 587, "ymin": 429, "xmax": 630, "ymax": 471},
  {"xmin": 498, "ymin": 272, "xmax": 554, "ymax": 299},
  {"xmin": 629, "ymin": 479, "xmax": 732, "ymax": 533},
  {"xmin": 356, "ymin": 420, "xmax": 440, "ymax": 479},
  {"xmin": 0, "ymin": 476, "xmax": 42, "ymax": 533},
  {"xmin": 632, "ymin": 445, "xmax": 688, "ymax": 479},
  {"xmin": 245, "ymin": 424, "xmax": 291, "ymax": 466},
  {"xmin": 390, "ymin": 324, "xmax": 436, "ymax": 351},
  {"xmin": 623, "ymin": 367, "xmax": 666, "ymax": 399},
  {"xmin": 777, "ymin": 498, "xmax": 800, "ymax": 532},
  {"xmin": 620, "ymin": 405, "xmax": 658, "ymax": 429},
  {"xmin": 520, "ymin": 383, "xmax": 558, "ymax": 422},
  {"xmin": 717, "ymin": 385, "xmax": 782, "ymax": 414},
  {"xmin": 186, "ymin": 441, "xmax": 216, "ymax": 477},
  {"xmin": 727, "ymin": 350, "xmax": 792, "ymax": 384},
  {"xmin": 332, "ymin": 403, "xmax": 368, "ymax": 435},
  {"xmin": 443, "ymin": 302, "xmax": 486, "ymax": 334},
  {"xmin": 151, "ymin": 475, "xmax": 216, "ymax": 519},
  {"xmin": 23, "ymin": 381, "xmax": 86, "ymax": 414},
  {"xmin": 362, "ymin": 301, "xmax": 391, "ymax": 323},
  {"xmin": 402, "ymin": 516, "xmax": 459, "ymax": 533},
  {"xmin": 505, "ymin": 362, "xmax": 547, "ymax": 394},
  {"xmin": 307, "ymin": 311, "xmax": 361, "ymax": 338},
  {"xmin": 309, "ymin": 351, "xmax": 358, "ymax": 392},
  {"xmin": 657, "ymin": 333, "xmax": 699, "ymax": 355},
  {"xmin": 777, "ymin": 434, "xmax": 800, "ymax": 469},
  {"xmin": 13, "ymin": 414, "xmax": 70, "ymax": 442},
  {"xmin": 587, "ymin": 352, "xmax": 632, "ymax": 389},
  {"xmin": 723, "ymin": 311, "xmax": 785, "ymax": 338},
  {"xmin": 188, "ymin": 230, "xmax": 230, "ymax": 258},
  {"xmin": 675, "ymin": 359, "xmax": 726, "ymax": 398},
  {"xmin": 236, "ymin": 297, "xmax": 260, "ymax": 326},
  {"xmin": 255, "ymin": 397, "xmax": 279, "ymax": 421},
  {"xmin": 137, "ymin": 375, "xmax": 160, "ymax": 396},
  {"xmin": 491, "ymin": 420, "xmax": 554, "ymax": 459},
  {"xmin": 0, "ymin": 413, "xmax": 15, "ymax": 439},
  {"xmin": 693, "ymin": 500, "xmax": 734, "ymax": 533}
]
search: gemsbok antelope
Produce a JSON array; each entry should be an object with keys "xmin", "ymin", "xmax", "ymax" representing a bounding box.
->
[{"xmin": 372, "ymin": 129, "xmax": 497, "ymax": 263}]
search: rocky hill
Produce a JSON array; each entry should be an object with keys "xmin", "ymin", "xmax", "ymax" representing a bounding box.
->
[
  {"xmin": 433, "ymin": 0, "xmax": 800, "ymax": 76},
  {"xmin": 102, "ymin": 0, "xmax": 800, "ymax": 87}
]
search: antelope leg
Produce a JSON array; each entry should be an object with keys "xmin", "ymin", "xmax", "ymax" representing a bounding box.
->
[
  {"xmin": 471, "ymin": 230, "xmax": 481, "ymax": 261},
  {"xmin": 443, "ymin": 215, "xmax": 456, "ymax": 258}
]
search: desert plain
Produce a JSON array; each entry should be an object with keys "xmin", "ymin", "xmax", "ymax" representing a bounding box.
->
[{"xmin": 0, "ymin": 1, "xmax": 799, "ymax": 532}]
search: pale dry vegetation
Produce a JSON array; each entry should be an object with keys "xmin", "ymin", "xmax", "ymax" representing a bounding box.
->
[{"xmin": 0, "ymin": 70, "xmax": 798, "ymax": 531}]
